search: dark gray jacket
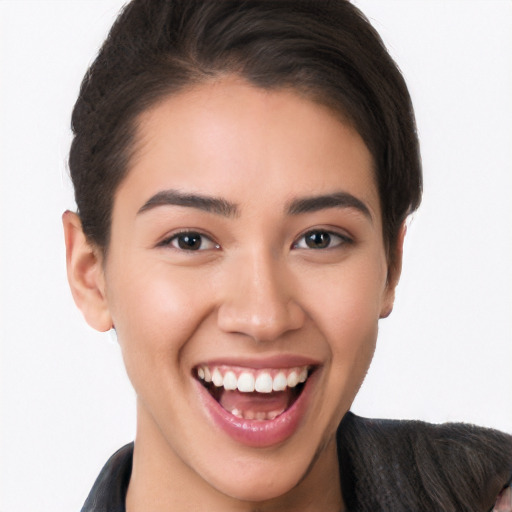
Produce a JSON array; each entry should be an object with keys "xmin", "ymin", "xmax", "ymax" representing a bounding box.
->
[{"xmin": 81, "ymin": 412, "xmax": 512, "ymax": 512}]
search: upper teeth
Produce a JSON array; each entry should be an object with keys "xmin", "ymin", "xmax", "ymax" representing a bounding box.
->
[{"xmin": 196, "ymin": 365, "xmax": 309, "ymax": 393}]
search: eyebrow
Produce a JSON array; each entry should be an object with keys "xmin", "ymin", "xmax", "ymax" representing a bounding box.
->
[
  {"xmin": 138, "ymin": 189, "xmax": 371, "ymax": 221},
  {"xmin": 286, "ymin": 192, "xmax": 372, "ymax": 221},
  {"xmin": 137, "ymin": 189, "xmax": 238, "ymax": 217}
]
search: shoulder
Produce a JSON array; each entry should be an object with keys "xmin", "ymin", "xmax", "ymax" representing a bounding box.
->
[
  {"xmin": 337, "ymin": 412, "xmax": 512, "ymax": 512},
  {"xmin": 81, "ymin": 443, "xmax": 133, "ymax": 512}
]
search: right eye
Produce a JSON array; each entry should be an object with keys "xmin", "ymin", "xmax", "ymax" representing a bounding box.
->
[{"xmin": 161, "ymin": 231, "xmax": 219, "ymax": 251}]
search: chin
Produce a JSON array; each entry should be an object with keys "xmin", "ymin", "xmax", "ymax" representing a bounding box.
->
[{"xmin": 207, "ymin": 457, "xmax": 308, "ymax": 504}]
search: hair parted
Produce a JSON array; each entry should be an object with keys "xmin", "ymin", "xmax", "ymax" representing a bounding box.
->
[{"xmin": 69, "ymin": 0, "xmax": 422, "ymax": 254}]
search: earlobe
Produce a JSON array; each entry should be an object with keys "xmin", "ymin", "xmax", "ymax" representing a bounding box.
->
[
  {"xmin": 62, "ymin": 210, "xmax": 113, "ymax": 332},
  {"xmin": 380, "ymin": 222, "xmax": 407, "ymax": 319}
]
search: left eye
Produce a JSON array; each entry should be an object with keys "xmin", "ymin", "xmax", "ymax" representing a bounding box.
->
[
  {"xmin": 164, "ymin": 231, "xmax": 219, "ymax": 251},
  {"xmin": 293, "ymin": 230, "xmax": 350, "ymax": 250}
]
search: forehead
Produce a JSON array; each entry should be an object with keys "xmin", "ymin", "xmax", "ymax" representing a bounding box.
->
[{"xmin": 116, "ymin": 77, "xmax": 380, "ymax": 220}]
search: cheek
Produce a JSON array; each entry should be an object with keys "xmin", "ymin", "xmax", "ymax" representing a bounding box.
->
[
  {"xmin": 324, "ymin": 292, "xmax": 379, "ymax": 381},
  {"xmin": 310, "ymin": 247, "xmax": 387, "ymax": 324},
  {"xmin": 315, "ymin": 285, "xmax": 381, "ymax": 427},
  {"xmin": 106, "ymin": 261, "xmax": 214, "ymax": 377},
  {"xmin": 306, "ymin": 251, "xmax": 387, "ymax": 378}
]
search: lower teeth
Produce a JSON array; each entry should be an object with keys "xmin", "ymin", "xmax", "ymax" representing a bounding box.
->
[
  {"xmin": 230, "ymin": 408, "xmax": 285, "ymax": 420},
  {"xmin": 201, "ymin": 380, "xmax": 305, "ymax": 420}
]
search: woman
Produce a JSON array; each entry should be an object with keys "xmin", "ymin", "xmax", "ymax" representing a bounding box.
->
[{"xmin": 62, "ymin": 0, "xmax": 512, "ymax": 510}]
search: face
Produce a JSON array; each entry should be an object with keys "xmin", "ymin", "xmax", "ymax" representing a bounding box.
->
[{"xmin": 67, "ymin": 77, "xmax": 398, "ymax": 508}]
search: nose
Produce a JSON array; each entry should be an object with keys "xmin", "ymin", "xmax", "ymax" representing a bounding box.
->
[{"xmin": 217, "ymin": 252, "xmax": 306, "ymax": 342}]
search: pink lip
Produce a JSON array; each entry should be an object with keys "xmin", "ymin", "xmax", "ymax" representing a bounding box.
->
[
  {"xmin": 194, "ymin": 368, "xmax": 318, "ymax": 448},
  {"xmin": 195, "ymin": 354, "xmax": 321, "ymax": 370}
]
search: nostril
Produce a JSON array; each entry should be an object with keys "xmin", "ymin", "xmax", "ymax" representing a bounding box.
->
[
  {"xmin": 216, "ymin": 258, "xmax": 306, "ymax": 341},
  {"xmin": 217, "ymin": 299, "xmax": 305, "ymax": 342}
]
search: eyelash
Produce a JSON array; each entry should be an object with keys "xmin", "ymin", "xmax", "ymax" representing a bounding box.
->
[
  {"xmin": 293, "ymin": 229, "xmax": 353, "ymax": 250},
  {"xmin": 158, "ymin": 231, "xmax": 220, "ymax": 251},
  {"xmin": 159, "ymin": 229, "xmax": 352, "ymax": 252}
]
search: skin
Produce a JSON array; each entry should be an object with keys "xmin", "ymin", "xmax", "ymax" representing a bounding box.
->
[{"xmin": 63, "ymin": 77, "xmax": 403, "ymax": 512}]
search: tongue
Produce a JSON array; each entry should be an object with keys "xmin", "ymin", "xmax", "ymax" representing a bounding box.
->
[{"xmin": 219, "ymin": 389, "xmax": 292, "ymax": 414}]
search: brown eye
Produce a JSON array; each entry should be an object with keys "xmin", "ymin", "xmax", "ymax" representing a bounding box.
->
[
  {"xmin": 294, "ymin": 230, "xmax": 350, "ymax": 250},
  {"xmin": 305, "ymin": 231, "xmax": 331, "ymax": 249},
  {"xmin": 167, "ymin": 232, "xmax": 219, "ymax": 251}
]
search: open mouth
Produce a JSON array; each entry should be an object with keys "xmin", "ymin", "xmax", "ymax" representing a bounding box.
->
[{"xmin": 194, "ymin": 364, "xmax": 313, "ymax": 421}]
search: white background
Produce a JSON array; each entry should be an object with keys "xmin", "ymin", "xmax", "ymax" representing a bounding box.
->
[{"xmin": 1, "ymin": 1, "xmax": 511, "ymax": 511}]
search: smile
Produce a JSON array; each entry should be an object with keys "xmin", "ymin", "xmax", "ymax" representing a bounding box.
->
[
  {"xmin": 196, "ymin": 365, "xmax": 310, "ymax": 420},
  {"xmin": 193, "ymin": 361, "xmax": 318, "ymax": 447}
]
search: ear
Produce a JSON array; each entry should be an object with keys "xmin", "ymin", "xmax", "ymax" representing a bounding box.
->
[
  {"xmin": 62, "ymin": 210, "xmax": 112, "ymax": 332},
  {"xmin": 380, "ymin": 222, "xmax": 407, "ymax": 319}
]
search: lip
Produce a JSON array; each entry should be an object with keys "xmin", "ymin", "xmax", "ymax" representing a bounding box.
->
[
  {"xmin": 194, "ymin": 361, "xmax": 319, "ymax": 448},
  {"xmin": 195, "ymin": 354, "xmax": 321, "ymax": 370}
]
